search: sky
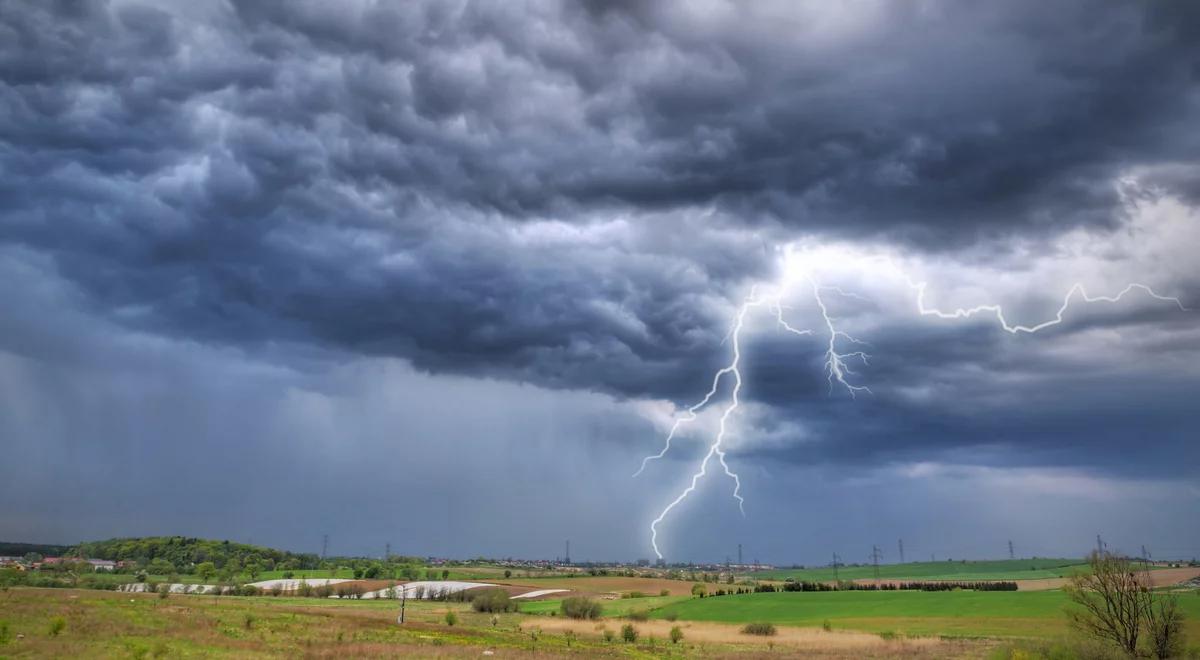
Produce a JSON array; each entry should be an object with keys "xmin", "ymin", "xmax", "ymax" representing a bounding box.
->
[{"xmin": 1, "ymin": 0, "xmax": 1198, "ymax": 565}]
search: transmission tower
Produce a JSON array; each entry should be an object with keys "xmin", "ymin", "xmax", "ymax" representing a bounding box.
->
[
  {"xmin": 1008, "ymin": 540, "xmax": 1014, "ymax": 560},
  {"xmin": 738, "ymin": 543, "xmax": 743, "ymax": 566},
  {"xmin": 898, "ymin": 539, "xmax": 905, "ymax": 564},
  {"xmin": 832, "ymin": 552, "xmax": 840, "ymax": 584},
  {"xmin": 871, "ymin": 545, "xmax": 882, "ymax": 584},
  {"xmin": 321, "ymin": 534, "xmax": 328, "ymax": 561}
]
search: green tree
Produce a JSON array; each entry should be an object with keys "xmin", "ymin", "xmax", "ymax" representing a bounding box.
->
[
  {"xmin": 670, "ymin": 625, "xmax": 684, "ymax": 644},
  {"xmin": 245, "ymin": 561, "xmax": 261, "ymax": 581},
  {"xmin": 196, "ymin": 562, "xmax": 216, "ymax": 582},
  {"xmin": 621, "ymin": 624, "xmax": 638, "ymax": 643}
]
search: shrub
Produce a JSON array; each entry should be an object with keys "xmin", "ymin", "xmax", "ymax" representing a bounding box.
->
[
  {"xmin": 471, "ymin": 589, "xmax": 516, "ymax": 613},
  {"xmin": 603, "ymin": 628, "xmax": 615, "ymax": 643},
  {"xmin": 627, "ymin": 609, "xmax": 650, "ymax": 622},
  {"xmin": 444, "ymin": 611, "xmax": 457, "ymax": 626},
  {"xmin": 1, "ymin": 620, "xmax": 10, "ymax": 644},
  {"xmin": 48, "ymin": 616, "xmax": 66, "ymax": 637},
  {"xmin": 742, "ymin": 622, "xmax": 777, "ymax": 636},
  {"xmin": 621, "ymin": 623, "xmax": 638, "ymax": 643},
  {"xmin": 664, "ymin": 611, "xmax": 678, "ymax": 622},
  {"xmin": 243, "ymin": 613, "xmax": 254, "ymax": 630},
  {"xmin": 561, "ymin": 596, "xmax": 602, "ymax": 620},
  {"xmin": 660, "ymin": 589, "xmax": 670, "ymax": 597},
  {"xmin": 822, "ymin": 619, "xmax": 832, "ymax": 632},
  {"xmin": 670, "ymin": 625, "xmax": 684, "ymax": 644}
]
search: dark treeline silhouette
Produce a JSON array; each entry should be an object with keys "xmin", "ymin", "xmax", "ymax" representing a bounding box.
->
[{"xmin": 700, "ymin": 580, "xmax": 1018, "ymax": 597}]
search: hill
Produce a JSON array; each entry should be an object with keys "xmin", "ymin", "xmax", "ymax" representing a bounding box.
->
[
  {"xmin": 71, "ymin": 536, "xmax": 320, "ymax": 572},
  {"xmin": 0, "ymin": 541, "xmax": 73, "ymax": 557}
]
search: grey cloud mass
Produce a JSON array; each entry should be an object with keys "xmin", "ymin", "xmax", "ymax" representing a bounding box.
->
[{"xmin": 1, "ymin": 0, "xmax": 1198, "ymax": 562}]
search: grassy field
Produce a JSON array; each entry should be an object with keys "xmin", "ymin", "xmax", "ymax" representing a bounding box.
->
[
  {"xmin": 651, "ymin": 589, "xmax": 1200, "ymax": 640},
  {"xmin": 519, "ymin": 594, "xmax": 691, "ymax": 617},
  {"xmin": 750, "ymin": 558, "xmax": 1091, "ymax": 582},
  {"xmin": 0, "ymin": 587, "xmax": 636, "ymax": 658}
]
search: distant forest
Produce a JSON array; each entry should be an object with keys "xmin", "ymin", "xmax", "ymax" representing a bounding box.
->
[
  {"xmin": 0, "ymin": 542, "xmax": 72, "ymax": 557},
  {"xmin": 70, "ymin": 536, "xmax": 322, "ymax": 571}
]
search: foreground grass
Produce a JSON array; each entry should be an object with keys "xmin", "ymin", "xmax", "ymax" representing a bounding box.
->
[
  {"xmin": 0, "ymin": 588, "xmax": 651, "ymax": 658},
  {"xmin": 750, "ymin": 558, "xmax": 1091, "ymax": 582},
  {"xmin": 653, "ymin": 589, "xmax": 1200, "ymax": 640}
]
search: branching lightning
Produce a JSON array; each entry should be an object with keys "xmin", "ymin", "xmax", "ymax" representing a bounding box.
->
[{"xmin": 637, "ymin": 253, "xmax": 1189, "ymax": 560}]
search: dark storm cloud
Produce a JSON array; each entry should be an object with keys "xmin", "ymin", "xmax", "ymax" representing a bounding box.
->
[{"xmin": 0, "ymin": 0, "xmax": 1197, "ymax": 476}]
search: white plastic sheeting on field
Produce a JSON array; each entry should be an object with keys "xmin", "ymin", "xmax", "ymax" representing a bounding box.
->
[
  {"xmin": 118, "ymin": 583, "xmax": 218, "ymax": 594},
  {"xmin": 248, "ymin": 578, "xmax": 352, "ymax": 590},
  {"xmin": 510, "ymin": 589, "xmax": 568, "ymax": 599},
  {"xmin": 357, "ymin": 581, "xmax": 496, "ymax": 600}
]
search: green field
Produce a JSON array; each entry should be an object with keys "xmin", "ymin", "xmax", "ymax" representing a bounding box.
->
[
  {"xmin": 520, "ymin": 594, "xmax": 691, "ymax": 617},
  {"xmin": 651, "ymin": 589, "xmax": 1200, "ymax": 639},
  {"xmin": 751, "ymin": 558, "xmax": 1090, "ymax": 582}
]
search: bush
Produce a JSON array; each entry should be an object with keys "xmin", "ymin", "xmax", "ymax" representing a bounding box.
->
[
  {"xmin": 444, "ymin": 611, "xmax": 457, "ymax": 626},
  {"xmin": 660, "ymin": 589, "xmax": 670, "ymax": 597},
  {"xmin": 603, "ymin": 628, "xmax": 615, "ymax": 643},
  {"xmin": 822, "ymin": 619, "xmax": 832, "ymax": 632},
  {"xmin": 670, "ymin": 625, "xmax": 683, "ymax": 644},
  {"xmin": 742, "ymin": 622, "xmax": 777, "ymax": 636},
  {"xmin": 48, "ymin": 616, "xmax": 66, "ymax": 637},
  {"xmin": 621, "ymin": 623, "xmax": 638, "ymax": 643},
  {"xmin": 627, "ymin": 609, "xmax": 650, "ymax": 622},
  {"xmin": 561, "ymin": 596, "xmax": 602, "ymax": 620},
  {"xmin": 471, "ymin": 589, "xmax": 516, "ymax": 613}
]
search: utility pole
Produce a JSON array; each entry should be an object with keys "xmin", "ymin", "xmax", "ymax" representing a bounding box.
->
[
  {"xmin": 871, "ymin": 545, "xmax": 882, "ymax": 584},
  {"xmin": 397, "ymin": 582, "xmax": 407, "ymax": 624},
  {"xmin": 898, "ymin": 539, "xmax": 905, "ymax": 564},
  {"xmin": 738, "ymin": 544, "xmax": 743, "ymax": 566},
  {"xmin": 1008, "ymin": 540, "xmax": 1014, "ymax": 560}
]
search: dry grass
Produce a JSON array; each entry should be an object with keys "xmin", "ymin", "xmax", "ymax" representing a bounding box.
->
[{"xmin": 527, "ymin": 616, "xmax": 993, "ymax": 657}]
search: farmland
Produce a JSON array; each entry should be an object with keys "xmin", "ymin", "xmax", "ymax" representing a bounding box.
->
[
  {"xmin": 749, "ymin": 558, "xmax": 1092, "ymax": 582},
  {"xmin": 649, "ymin": 589, "xmax": 1200, "ymax": 639}
]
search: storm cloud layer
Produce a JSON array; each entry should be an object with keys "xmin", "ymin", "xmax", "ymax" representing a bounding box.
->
[{"xmin": 1, "ymin": 1, "xmax": 1198, "ymax": 562}]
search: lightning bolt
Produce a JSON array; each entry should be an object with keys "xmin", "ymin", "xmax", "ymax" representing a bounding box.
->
[{"xmin": 638, "ymin": 255, "xmax": 1188, "ymax": 561}]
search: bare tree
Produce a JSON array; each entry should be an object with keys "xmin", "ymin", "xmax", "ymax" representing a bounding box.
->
[
  {"xmin": 1065, "ymin": 551, "xmax": 1186, "ymax": 658},
  {"xmin": 1144, "ymin": 591, "xmax": 1184, "ymax": 660},
  {"xmin": 1064, "ymin": 552, "xmax": 1147, "ymax": 655}
]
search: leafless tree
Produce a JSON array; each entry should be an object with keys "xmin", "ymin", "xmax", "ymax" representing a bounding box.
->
[{"xmin": 1065, "ymin": 551, "xmax": 1186, "ymax": 658}]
